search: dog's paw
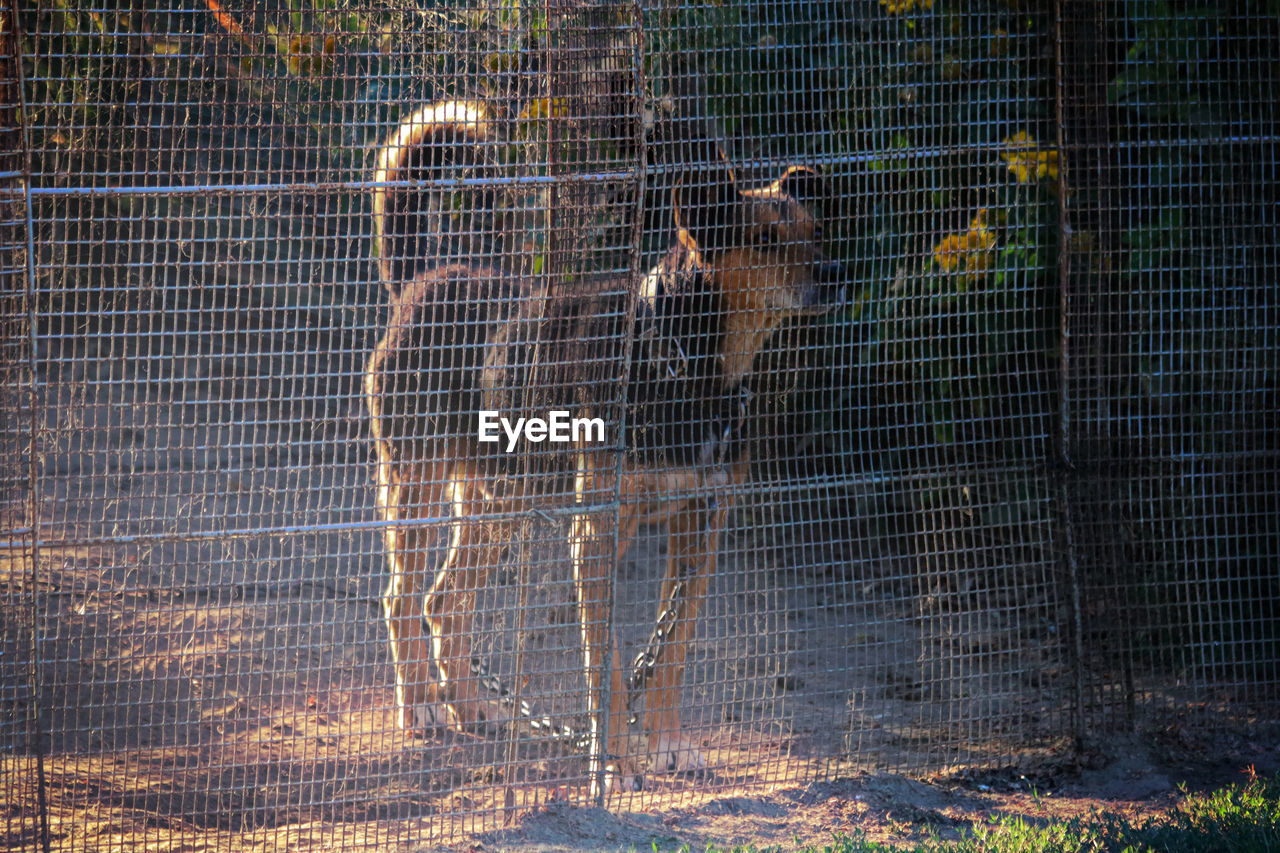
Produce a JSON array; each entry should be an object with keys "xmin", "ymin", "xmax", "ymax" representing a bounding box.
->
[
  {"xmin": 442, "ymin": 694, "xmax": 505, "ymax": 736},
  {"xmin": 396, "ymin": 700, "xmax": 449, "ymax": 737},
  {"xmin": 650, "ymin": 732, "xmax": 708, "ymax": 774},
  {"xmin": 593, "ymin": 760, "xmax": 643, "ymax": 798}
]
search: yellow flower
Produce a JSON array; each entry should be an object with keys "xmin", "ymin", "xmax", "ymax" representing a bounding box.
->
[
  {"xmin": 933, "ymin": 209, "xmax": 998, "ymax": 282},
  {"xmin": 967, "ymin": 209, "xmax": 996, "ymax": 248},
  {"xmin": 933, "ymin": 233, "xmax": 967, "ymax": 272},
  {"xmin": 881, "ymin": 0, "xmax": 933, "ymax": 15},
  {"xmin": 963, "ymin": 238, "xmax": 994, "ymax": 278},
  {"xmin": 1002, "ymin": 131, "xmax": 1038, "ymax": 182},
  {"xmin": 1002, "ymin": 131, "xmax": 1059, "ymax": 184},
  {"xmin": 1039, "ymin": 148, "xmax": 1060, "ymax": 182}
]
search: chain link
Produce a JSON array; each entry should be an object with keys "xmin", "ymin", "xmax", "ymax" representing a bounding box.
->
[
  {"xmin": 624, "ymin": 577, "xmax": 686, "ymax": 725},
  {"xmin": 464, "ymin": 504, "xmax": 717, "ymax": 750},
  {"xmin": 464, "ymin": 570, "xmax": 692, "ymax": 749},
  {"xmin": 468, "ymin": 656, "xmax": 592, "ymax": 749}
]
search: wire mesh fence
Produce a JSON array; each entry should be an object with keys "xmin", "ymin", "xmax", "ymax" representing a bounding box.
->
[{"xmin": 1, "ymin": 0, "xmax": 1276, "ymax": 848}]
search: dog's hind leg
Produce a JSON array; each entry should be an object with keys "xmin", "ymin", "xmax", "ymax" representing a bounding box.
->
[
  {"xmin": 422, "ymin": 462, "xmax": 512, "ymax": 731},
  {"xmin": 378, "ymin": 458, "xmax": 452, "ymax": 735}
]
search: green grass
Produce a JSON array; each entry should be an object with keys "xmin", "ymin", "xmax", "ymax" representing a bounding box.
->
[{"xmin": 657, "ymin": 771, "xmax": 1280, "ymax": 853}]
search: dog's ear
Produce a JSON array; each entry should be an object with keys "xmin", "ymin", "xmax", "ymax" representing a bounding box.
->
[
  {"xmin": 771, "ymin": 165, "xmax": 826, "ymax": 208},
  {"xmin": 673, "ymin": 161, "xmax": 741, "ymax": 255}
]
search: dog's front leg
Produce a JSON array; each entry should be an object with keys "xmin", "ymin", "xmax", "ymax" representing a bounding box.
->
[
  {"xmin": 570, "ymin": 461, "xmax": 639, "ymax": 798},
  {"xmin": 641, "ymin": 485, "xmax": 737, "ymax": 774}
]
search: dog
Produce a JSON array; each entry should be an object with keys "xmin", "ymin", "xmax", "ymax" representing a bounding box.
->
[{"xmin": 365, "ymin": 100, "xmax": 846, "ymax": 795}]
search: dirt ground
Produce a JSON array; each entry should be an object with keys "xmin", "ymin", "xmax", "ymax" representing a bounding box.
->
[
  {"xmin": 473, "ymin": 757, "xmax": 1280, "ymax": 852},
  {"xmin": 2, "ymin": 332, "xmax": 1277, "ymax": 852}
]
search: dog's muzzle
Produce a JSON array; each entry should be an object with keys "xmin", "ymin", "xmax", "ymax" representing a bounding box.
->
[{"xmin": 803, "ymin": 260, "xmax": 849, "ymax": 311}]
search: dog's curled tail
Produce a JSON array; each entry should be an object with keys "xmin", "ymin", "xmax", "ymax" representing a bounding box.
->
[{"xmin": 372, "ymin": 100, "xmax": 496, "ymax": 292}]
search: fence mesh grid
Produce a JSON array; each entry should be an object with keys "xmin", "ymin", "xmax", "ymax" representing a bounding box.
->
[{"xmin": 1, "ymin": 0, "xmax": 1276, "ymax": 848}]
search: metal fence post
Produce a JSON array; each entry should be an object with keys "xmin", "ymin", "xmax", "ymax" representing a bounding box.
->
[{"xmin": 1, "ymin": 1, "xmax": 50, "ymax": 848}]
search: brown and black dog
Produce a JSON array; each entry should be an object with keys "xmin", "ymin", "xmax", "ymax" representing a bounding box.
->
[{"xmin": 366, "ymin": 101, "xmax": 845, "ymax": 794}]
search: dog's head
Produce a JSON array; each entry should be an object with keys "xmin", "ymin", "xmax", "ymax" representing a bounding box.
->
[{"xmin": 674, "ymin": 163, "xmax": 847, "ymax": 317}]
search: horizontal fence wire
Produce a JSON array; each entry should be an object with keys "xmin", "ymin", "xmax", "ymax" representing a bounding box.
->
[{"xmin": 0, "ymin": 0, "xmax": 1276, "ymax": 849}]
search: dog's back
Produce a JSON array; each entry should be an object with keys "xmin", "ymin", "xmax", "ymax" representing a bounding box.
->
[{"xmin": 368, "ymin": 271, "xmax": 634, "ymax": 490}]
